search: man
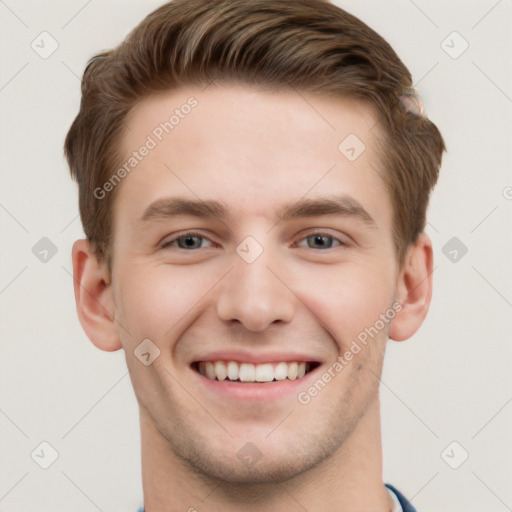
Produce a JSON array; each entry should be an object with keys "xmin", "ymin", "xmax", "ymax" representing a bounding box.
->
[{"xmin": 64, "ymin": 1, "xmax": 445, "ymax": 510}]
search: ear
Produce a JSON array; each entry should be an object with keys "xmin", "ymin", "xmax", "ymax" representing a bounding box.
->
[
  {"xmin": 71, "ymin": 239, "xmax": 122, "ymax": 352},
  {"xmin": 389, "ymin": 233, "xmax": 433, "ymax": 341}
]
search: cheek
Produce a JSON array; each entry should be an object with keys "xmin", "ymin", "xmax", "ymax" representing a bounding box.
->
[
  {"xmin": 113, "ymin": 263, "xmax": 213, "ymax": 344},
  {"xmin": 297, "ymin": 262, "xmax": 394, "ymax": 347}
]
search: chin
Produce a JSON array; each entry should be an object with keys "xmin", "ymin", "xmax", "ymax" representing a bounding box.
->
[
  {"xmin": 186, "ymin": 449, "xmax": 317, "ymax": 485},
  {"xmin": 170, "ymin": 426, "xmax": 345, "ymax": 486}
]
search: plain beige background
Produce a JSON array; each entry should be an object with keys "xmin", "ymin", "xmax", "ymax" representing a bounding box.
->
[{"xmin": 1, "ymin": 1, "xmax": 511, "ymax": 510}]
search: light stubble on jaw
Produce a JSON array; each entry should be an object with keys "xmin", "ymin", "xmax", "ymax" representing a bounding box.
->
[{"xmin": 145, "ymin": 351, "xmax": 383, "ymax": 496}]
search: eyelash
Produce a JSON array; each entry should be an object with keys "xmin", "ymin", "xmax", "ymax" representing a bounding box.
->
[
  {"xmin": 161, "ymin": 231, "xmax": 215, "ymax": 250},
  {"xmin": 160, "ymin": 231, "xmax": 346, "ymax": 250}
]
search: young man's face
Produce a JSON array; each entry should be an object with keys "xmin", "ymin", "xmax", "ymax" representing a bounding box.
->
[{"xmin": 83, "ymin": 84, "xmax": 427, "ymax": 483}]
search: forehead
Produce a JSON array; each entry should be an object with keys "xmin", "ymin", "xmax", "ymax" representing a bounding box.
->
[{"xmin": 114, "ymin": 84, "xmax": 392, "ymax": 229}]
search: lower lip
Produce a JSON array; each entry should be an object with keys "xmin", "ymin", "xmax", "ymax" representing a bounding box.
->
[{"xmin": 191, "ymin": 364, "xmax": 322, "ymax": 402}]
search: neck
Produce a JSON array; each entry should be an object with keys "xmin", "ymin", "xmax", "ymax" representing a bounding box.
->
[{"xmin": 139, "ymin": 395, "xmax": 393, "ymax": 512}]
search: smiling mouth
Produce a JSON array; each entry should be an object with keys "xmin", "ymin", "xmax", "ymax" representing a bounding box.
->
[{"xmin": 191, "ymin": 360, "xmax": 321, "ymax": 383}]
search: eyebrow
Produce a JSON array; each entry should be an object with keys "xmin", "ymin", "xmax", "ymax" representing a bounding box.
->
[{"xmin": 139, "ymin": 195, "xmax": 377, "ymax": 227}]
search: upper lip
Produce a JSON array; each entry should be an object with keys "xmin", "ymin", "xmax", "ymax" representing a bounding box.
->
[{"xmin": 191, "ymin": 350, "xmax": 323, "ymax": 365}]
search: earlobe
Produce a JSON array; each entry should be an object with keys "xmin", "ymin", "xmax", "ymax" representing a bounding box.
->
[
  {"xmin": 71, "ymin": 239, "xmax": 122, "ymax": 352},
  {"xmin": 388, "ymin": 233, "xmax": 434, "ymax": 342}
]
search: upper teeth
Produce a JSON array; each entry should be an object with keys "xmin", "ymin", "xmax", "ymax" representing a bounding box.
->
[{"xmin": 197, "ymin": 361, "xmax": 309, "ymax": 382}]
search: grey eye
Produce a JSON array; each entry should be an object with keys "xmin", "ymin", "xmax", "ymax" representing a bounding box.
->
[
  {"xmin": 305, "ymin": 234, "xmax": 336, "ymax": 249},
  {"xmin": 162, "ymin": 233, "xmax": 214, "ymax": 250},
  {"xmin": 176, "ymin": 235, "xmax": 203, "ymax": 249}
]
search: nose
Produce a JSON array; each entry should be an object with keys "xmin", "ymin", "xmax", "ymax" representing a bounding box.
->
[{"xmin": 216, "ymin": 248, "xmax": 296, "ymax": 332}]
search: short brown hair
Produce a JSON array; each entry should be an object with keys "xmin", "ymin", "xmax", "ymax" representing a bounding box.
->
[{"xmin": 64, "ymin": 0, "xmax": 446, "ymax": 271}]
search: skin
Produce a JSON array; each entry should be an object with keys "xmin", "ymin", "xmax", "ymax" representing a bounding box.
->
[{"xmin": 72, "ymin": 84, "xmax": 433, "ymax": 512}]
